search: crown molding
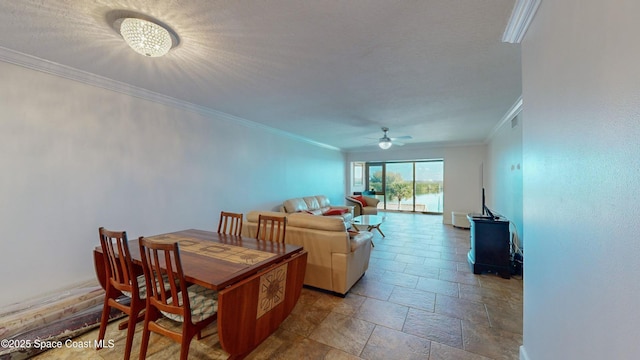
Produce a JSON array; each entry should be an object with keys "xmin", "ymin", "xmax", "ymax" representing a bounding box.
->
[
  {"xmin": 486, "ymin": 96, "xmax": 523, "ymax": 142},
  {"xmin": 502, "ymin": 0, "xmax": 542, "ymax": 43},
  {"xmin": 0, "ymin": 46, "xmax": 341, "ymax": 152}
]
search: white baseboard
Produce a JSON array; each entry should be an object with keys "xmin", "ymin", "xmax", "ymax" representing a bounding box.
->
[{"xmin": 520, "ymin": 345, "xmax": 530, "ymax": 360}]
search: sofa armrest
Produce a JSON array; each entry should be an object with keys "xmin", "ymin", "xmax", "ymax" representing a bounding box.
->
[
  {"xmin": 363, "ymin": 196, "xmax": 380, "ymax": 207},
  {"xmin": 345, "ymin": 197, "xmax": 363, "ymax": 214},
  {"xmin": 350, "ymin": 232, "xmax": 373, "ymax": 252}
]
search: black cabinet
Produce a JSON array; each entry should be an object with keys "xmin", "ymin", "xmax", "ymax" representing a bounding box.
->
[{"xmin": 467, "ymin": 215, "xmax": 511, "ymax": 279}]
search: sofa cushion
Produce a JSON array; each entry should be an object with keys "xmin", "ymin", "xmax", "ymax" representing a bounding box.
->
[
  {"xmin": 303, "ymin": 196, "xmax": 320, "ymax": 211},
  {"xmin": 283, "ymin": 198, "xmax": 309, "ymax": 213},
  {"xmin": 316, "ymin": 195, "xmax": 331, "ymax": 208},
  {"xmin": 287, "ymin": 213, "xmax": 347, "ymax": 232},
  {"xmin": 283, "ymin": 196, "xmax": 353, "ymax": 225}
]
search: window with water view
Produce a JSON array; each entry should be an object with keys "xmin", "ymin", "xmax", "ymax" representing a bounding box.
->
[{"xmin": 365, "ymin": 160, "xmax": 443, "ymax": 213}]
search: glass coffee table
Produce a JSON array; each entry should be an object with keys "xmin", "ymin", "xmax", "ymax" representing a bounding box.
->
[{"xmin": 351, "ymin": 215, "xmax": 385, "ymax": 237}]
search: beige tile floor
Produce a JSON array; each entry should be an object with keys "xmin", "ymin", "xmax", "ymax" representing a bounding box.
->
[{"xmin": 34, "ymin": 212, "xmax": 522, "ymax": 359}]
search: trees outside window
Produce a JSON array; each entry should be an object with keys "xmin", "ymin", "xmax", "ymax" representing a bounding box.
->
[{"xmin": 365, "ymin": 160, "xmax": 443, "ymax": 213}]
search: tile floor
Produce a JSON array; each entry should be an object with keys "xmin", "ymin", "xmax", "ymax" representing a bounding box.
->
[{"xmin": 34, "ymin": 212, "xmax": 522, "ymax": 359}]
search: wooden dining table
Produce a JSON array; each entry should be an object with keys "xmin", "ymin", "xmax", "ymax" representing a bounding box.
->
[{"xmin": 93, "ymin": 229, "xmax": 308, "ymax": 359}]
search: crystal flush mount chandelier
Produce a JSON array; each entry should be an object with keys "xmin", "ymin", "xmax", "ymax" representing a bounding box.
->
[{"xmin": 116, "ymin": 17, "xmax": 176, "ymax": 57}]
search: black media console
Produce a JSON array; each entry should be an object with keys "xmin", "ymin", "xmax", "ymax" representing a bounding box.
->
[{"xmin": 467, "ymin": 214, "xmax": 511, "ymax": 279}]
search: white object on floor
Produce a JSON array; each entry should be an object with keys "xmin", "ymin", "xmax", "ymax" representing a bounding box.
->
[{"xmin": 452, "ymin": 211, "xmax": 471, "ymax": 229}]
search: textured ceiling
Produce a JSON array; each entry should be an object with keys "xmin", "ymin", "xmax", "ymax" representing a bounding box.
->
[{"xmin": 0, "ymin": 0, "xmax": 521, "ymax": 151}]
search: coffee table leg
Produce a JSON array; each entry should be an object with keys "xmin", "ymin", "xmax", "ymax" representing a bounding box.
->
[{"xmin": 368, "ymin": 225, "xmax": 385, "ymax": 237}]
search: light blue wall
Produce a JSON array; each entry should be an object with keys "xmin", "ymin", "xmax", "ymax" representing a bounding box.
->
[
  {"xmin": 486, "ymin": 112, "xmax": 523, "ymax": 248},
  {"xmin": 520, "ymin": 1, "xmax": 640, "ymax": 359},
  {"xmin": 0, "ymin": 60, "xmax": 345, "ymax": 307}
]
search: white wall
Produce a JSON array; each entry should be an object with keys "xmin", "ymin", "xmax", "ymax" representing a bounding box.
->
[
  {"xmin": 346, "ymin": 144, "xmax": 486, "ymax": 224},
  {"xmin": 0, "ymin": 60, "xmax": 345, "ymax": 308},
  {"xmin": 486, "ymin": 112, "xmax": 523, "ymax": 247},
  {"xmin": 521, "ymin": 1, "xmax": 640, "ymax": 359}
]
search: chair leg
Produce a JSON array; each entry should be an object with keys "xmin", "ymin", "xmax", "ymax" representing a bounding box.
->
[
  {"xmin": 123, "ymin": 310, "xmax": 139, "ymax": 360},
  {"xmin": 138, "ymin": 312, "xmax": 153, "ymax": 360},
  {"xmin": 180, "ymin": 333, "xmax": 193, "ymax": 360},
  {"xmin": 96, "ymin": 293, "xmax": 111, "ymax": 350}
]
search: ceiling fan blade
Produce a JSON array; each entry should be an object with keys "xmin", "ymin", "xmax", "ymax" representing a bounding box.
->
[
  {"xmin": 391, "ymin": 135, "xmax": 412, "ymax": 140},
  {"xmin": 364, "ymin": 127, "xmax": 411, "ymax": 147}
]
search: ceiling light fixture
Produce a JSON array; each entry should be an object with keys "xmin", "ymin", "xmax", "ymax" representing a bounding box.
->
[
  {"xmin": 378, "ymin": 127, "xmax": 393, "ymax": 149},
  {"xmin": 119, "ymin": 18, "xmax": 173, "ymax": 57},
  {"xmin": 378, "ymin": 137, "xmax": 392, "ymax": 149}
]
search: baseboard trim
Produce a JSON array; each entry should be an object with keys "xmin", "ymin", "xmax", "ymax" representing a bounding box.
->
[{"xmin": 520, "ymin": 345, "xmax": 530, "ymax": 360}]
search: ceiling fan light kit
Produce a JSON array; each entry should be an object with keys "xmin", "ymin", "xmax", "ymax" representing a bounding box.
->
[
  {"xmin": 378, "ymin": 138, "xmax": 392, "ymax": 149},
  {"xmin": 379, "ymin": 127, "xmax": 392, "ymax": 149},
  {"xmin": 376, "ymin": 127, "xmax": 411, "ymax": 150}
]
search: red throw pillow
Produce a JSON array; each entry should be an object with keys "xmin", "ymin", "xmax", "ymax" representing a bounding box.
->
[
  {"xmin": 324, "ymin": 208, "xmax": 348, "ymax": 216},
  {"xmin": 352, "ymin": 195, "xmax": 367, "ymax": 206}
]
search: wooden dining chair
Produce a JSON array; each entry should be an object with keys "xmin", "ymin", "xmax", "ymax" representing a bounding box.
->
[
  {"xmin": 138, "ymin": 237, "xmax": 219, "ymax": 360},
  {"xmin": 97, "ymin": 227, "xmax": 145, "ymax": 360},
  {"xmin": 256, "ymin": 214, "xmax": 287, "ymax": 244},
  {"xmin": 217, "ymin": 211, "xmax": 243, "ymax": 236}
]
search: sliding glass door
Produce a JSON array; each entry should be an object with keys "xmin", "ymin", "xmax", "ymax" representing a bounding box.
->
[
  {"xmin": 365, "ymin": 160, "xmax": 443, "ymax": 213},
  {"xmin": 415, "ymin": 161, "xmax": 443, "ymax": 213},
  {"xmin": 385, "ymin": 162, "xmax": 414, "ymax": 211}
]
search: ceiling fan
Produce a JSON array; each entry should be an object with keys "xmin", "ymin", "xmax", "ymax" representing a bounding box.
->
[{"xmin": 376, "ymin": 127, "xmax": 412, "ymax": 149}]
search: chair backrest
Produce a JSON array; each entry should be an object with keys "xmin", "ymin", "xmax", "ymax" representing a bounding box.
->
[
  {"xmin": 217, "ymin": 211, "xmax": 243, "ymax": 236},
  {"xmin": 99, "ymin": 227, "xmax": 138, "ymax": 297},
  {"xmin": 256, "ymin": 214, "xmax": 287, "ymax": 244},
  {"xmin": 138, "ymin": 238, "xmax": 191, "ymax": 323}
]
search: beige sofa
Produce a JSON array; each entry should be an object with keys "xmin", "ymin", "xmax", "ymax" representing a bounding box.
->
[
  {"xmin": 281, "ymin": 195, "xmax": 354, "ymax": 224},
  {"xmin": 242, "ymin": 210, "xmax": 373, "ymax": 296},
  {"xmin": 345, "ymin": 195, "xmax": 381, "ymax": 216}
]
